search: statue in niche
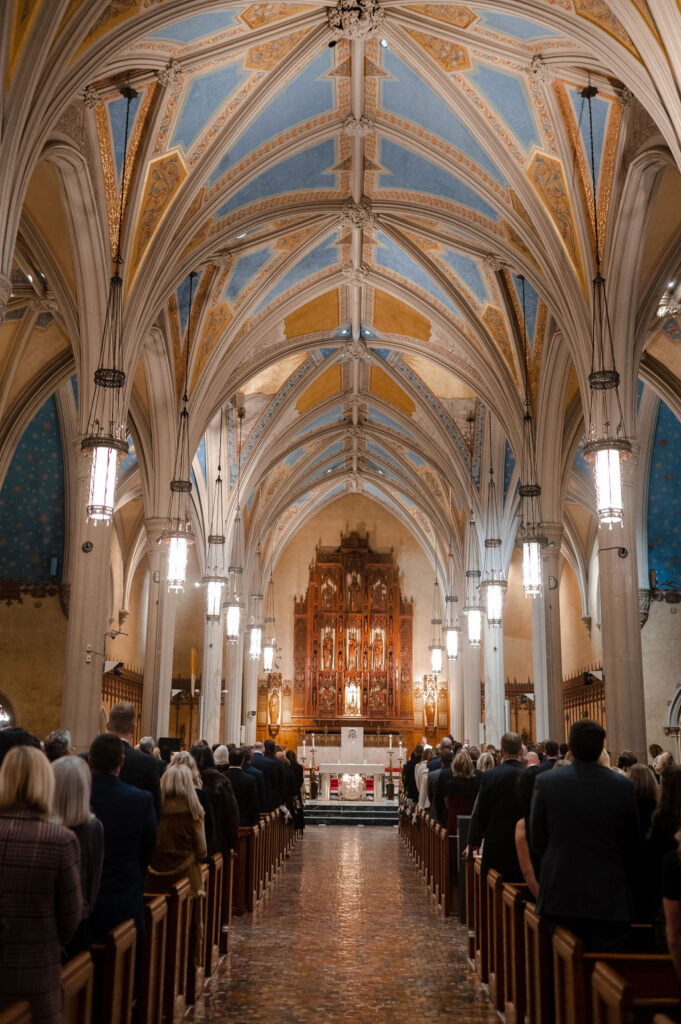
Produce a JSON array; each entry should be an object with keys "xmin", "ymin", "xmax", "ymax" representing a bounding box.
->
[
  {"xmin": 321, "ymin": 576, "xmax": 336, "ymax": 610},
  {"xmin": 348, "ymin": 630, "xmax": 359, "ymax": 671},
  {"xmin": 371, "ymin": 577, "xmax": 386, "ymax": 610},
  {"xmin": 345, "ymin": 679, "xmax": 360, "ymax": 715},
  {"xmin": 348, "ymin": 572, "xmax": 361, "ymax": 612},
  {"xmin": 363, "ymin": 646, "xmax": 368, "ymax": 671},
  {"xmin": 425, "ymin": 688, "xmax": 436, "ymax": 727},
  {"xmin": 322, "ymin": 630, "xmax": 333, "ymax": 671},
  {"xmin": 372, "ymin": 632, "xmax": 383, "ymax": 670},
  {"xmin": 268, "ymin": 689, "xmax": 280, "ymax": 724}
]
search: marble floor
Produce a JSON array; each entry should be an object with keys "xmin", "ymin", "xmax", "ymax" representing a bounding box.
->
[{"xmin": 187, "ymin": 827, "xmax": 498, "ymax": 1023}]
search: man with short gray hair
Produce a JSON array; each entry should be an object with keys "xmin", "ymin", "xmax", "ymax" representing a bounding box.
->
[
  {"xmin": 44, "ymin": 729, "xmax": 71, "ymax": 762},
  {"xmin": 138, "ymin": 736, "xmax": 155, "ymax": 756}
]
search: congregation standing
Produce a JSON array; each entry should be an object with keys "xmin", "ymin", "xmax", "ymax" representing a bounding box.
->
[
  {"xmin": 402, "ymin": 721, "xmax": 681, "ymax": 969},
  {"xmin": 0, "ymin": 703, "xmax": 305, "ymax": 1023}
]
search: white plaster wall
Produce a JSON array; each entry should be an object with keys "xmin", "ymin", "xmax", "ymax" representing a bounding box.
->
[
  {"xmin": 560, "ymin": 555, "xmax": 602, "ymax": 680},
  {"xmin": 503, "ymin": 550, "xmax": 533, "ymax": 682},
  {"xmin": 271, "ymin": 494, "xmax": 437, "ymax": 687}
]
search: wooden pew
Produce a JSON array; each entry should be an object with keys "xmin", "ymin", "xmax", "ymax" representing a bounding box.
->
[
  {"xmin": 502, "ymin": 882, "xmax": 530, "ymax": 1024},
  {"xmin": 61, "ymin": 951, "xmax": 94, "ymax": 1024},
  {"xmin": 138, "ymin": 895, "xmax": 167, "ymax": 1024},
  {"xmin": 0, "ymin": 1004, "xmax": 31, "ymax": 1024},
  {"xmin": 591, "ymin": 960, "xmax": 681, "ymax": 1024},
  {"xmin": 465, "ymin": 856, "xmax": 476, "ymax": 959},
  {"xmin": 205, "ymin": 853, "xmax": 223, "ymax": 976},
  {"xmin": 653, "ymin": 1016, "xmax": 678, "ymax": 1023},
  {"xmin": 473, "ymin": 856, "xmax": 488, "ymax": 983},
  {"xmin": 160, "ymin": 878, "xmax": 191, "ymax": 1024},
  {"xmin": 553, "ymin": 928, "xmax": 681, "ymax": 1024},
  {"xmin": 443, "ymin": 834, "xmax": 458, "ymax": 917},
  {"xmin": 220, "ymin": 851, "xmax": 235, "ymax": 955},
  {"xmin": 524, "ymin": 902, "xmax": 552, "ymax": 1024},
  {"xmin": 91, "ymin": 919, "xmax": 136, "ymax": 1024},
  {"xmin": 486, "ymin": 868, "xmax": 505, "ymax": 1012},
  {"xmin": 185, "ymin": 865, "xmax": 209, "ymax": 1007}
]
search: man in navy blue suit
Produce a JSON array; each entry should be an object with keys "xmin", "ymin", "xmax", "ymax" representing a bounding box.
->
[
  {"xmin": 252, "ymin": 740, "xmax": 282, "ymax": 812},
  {"xmin": 89, "ymin": 733, "xmax": 157, "ymax": 942}
]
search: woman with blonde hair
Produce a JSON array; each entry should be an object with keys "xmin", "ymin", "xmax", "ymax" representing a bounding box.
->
[
  {"xmin": 0, "ymin": 745, "xmax": 82, "ymax": 1022},
  {"xmin": 476, "ymin": 751, "xmax": 495, "ymax": 773},
  {"xmin": 146, "ymin": 763, "xmax": 207, "ymax": 965},
  {"xmin": 53, "ymin": 755, "xmax": 104, "ymax": 958},
  {"xmin": 443, "ymin": 750, "xmax": 480, "ymax": 835}
]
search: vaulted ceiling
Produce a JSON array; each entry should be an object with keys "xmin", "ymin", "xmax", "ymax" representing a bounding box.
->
[{"xmin": 2, "ymin": 0, "xmax": 681, "ymax": 582}]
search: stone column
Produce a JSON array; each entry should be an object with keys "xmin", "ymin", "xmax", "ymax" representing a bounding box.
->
[
  {"xmin": 242, "ymin": 655, "xmax": 260, "ymax": 745},
  {"xmin": 532, "ymin": 524, "xmax": 565, "ymax": 742},
  {"xmin": 199, "ymin": 615, "xmax": 223, "ymax": 746},
  {"xmin": 483, "ymin": 620, "xmax": 506, "ymax": 747},
  {"xmin": 598, "ymin": 453, "xmax": 647, "ymax": 762},
  {"xmin": 462, "ymin": 632, "xmax": 482, "ymax": 746},
  {"xmin": 447, "ymin": 656, "xmax": 464, "ymax": 742},
  {"xmin": 223, "ymin": 636, "xmax": 244, "ymax": 745},
  {"xmin": 141, "ymin": 519, "xmax": 177, "ymax": 740},
  {"xmin": 0, "ymin": 274, "xmax": 12, "ymax": 328},
  {"xmin": 61, "ymin": 449, "xmax": 114, "ymax": 751}
]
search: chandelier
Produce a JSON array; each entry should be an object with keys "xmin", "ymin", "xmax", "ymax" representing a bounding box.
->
[
  {"xmin": 81, "ymin": 87, "xmax": 137, "ymax": 525},
  {"xmin": 479, "ymin": 418, "xmax": 507, "ymax": 627},
  {"xmin": 580, "ymin": 85, "xmax": 631, "ymax": 527},
  {"xmin": 163, "ymin": 271, "xmax": 196, "ymax": 592},
  {"xmin": 517, "ymin": 275, "xmax": 544, "ymax": 597},
  {"xmin": 248, "ymin": 552, "xmax": 263, "ymax": 661},
  {"xmin": 444, "ymin": 543, "xmax": 461, "ymax": 661},
  {"xmin": 462, "ymin": 415, "xmax": 483, "ymax": 648},
  {"xmin": 225, "ymin": 407, "xmax": 245, "ymax": 643},
  {"xmin": 429, "ymin": 576, "xmax": 443, "ymax": 675},
  {"xmin": 202, "ymin": 410, "xmax": 227, "ymax": 620},
  {"xmin": 262, "ymin": 564, "xmax": 277, "ymax": 672}
]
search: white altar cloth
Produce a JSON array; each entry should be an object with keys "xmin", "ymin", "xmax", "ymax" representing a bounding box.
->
[{"xmin": 317, "ymin": 762, "xmax": 385, "ymax": 801}]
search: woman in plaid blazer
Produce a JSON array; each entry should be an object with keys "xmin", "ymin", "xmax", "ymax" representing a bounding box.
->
[{"xmin": 0, "ymin": 745, "xmax": 83, "ymax": 1023}]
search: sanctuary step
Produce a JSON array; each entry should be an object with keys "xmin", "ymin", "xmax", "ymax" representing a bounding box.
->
[{"xmin": 305, "ymin": 801, "xmax": 398, "ymax": 827}]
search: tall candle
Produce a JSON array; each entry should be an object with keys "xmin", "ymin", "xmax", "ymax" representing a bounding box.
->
[
  {"xmin": 389, "ymin": 734, "xmax": 393, "ymax": 748},
  {"xmin": 312, "ymin": 732, "xmax": 316, "ymax": 748},
  {"xmin": 303, "ymin": 741, "xmax": 306, "ymax": 756}
]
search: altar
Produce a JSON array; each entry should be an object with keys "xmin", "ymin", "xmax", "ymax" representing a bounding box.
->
[{"xmin": 300, "ymin": 727, "xmax": 398, "ymax": 802}]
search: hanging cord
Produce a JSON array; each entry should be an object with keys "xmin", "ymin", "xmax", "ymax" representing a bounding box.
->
[
  {"xmin": 182, "ymin": 272, "xmax": 196, "ymax": 410},
  {"xmin": 114, "ymin": 87, "xmax": 137, "ymax": 269},
  {"xmin": 519, "ymin": 275, "xmax": 531, "ymax": 414}
]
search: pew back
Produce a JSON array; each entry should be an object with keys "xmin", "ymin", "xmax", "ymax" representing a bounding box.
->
[{"xmin": 0, "ymin": 1004, "xmax": 31, "ymax": 1024}]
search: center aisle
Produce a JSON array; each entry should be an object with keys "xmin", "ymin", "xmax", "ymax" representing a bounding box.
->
[{"xmin": 188, "ymin": 827, "xmax": 499, "ymax": 1023}]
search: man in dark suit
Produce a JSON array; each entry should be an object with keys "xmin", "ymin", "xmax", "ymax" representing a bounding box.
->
[
  {"xmin": 227, "ymin": 748, "xmax": 260, "ymax": 826},
  {"xmin": 428, "ymin": 747, "xmax": 453, "ymax": 824},
  {"xmin": 89, "ymin": 733, "xmax": 157, "ymax": 942},
  {"xmin": 537, "ymin": 739, "xmax": 560, "ymax": 774},
  {"xmin": 530, "ymin": 719, "xmax": 639, "ymax": 952},
  {"xmin": 107, "ymin": 701, "xmax": 164, "ymax": 820},
  {"xmin": 428, "ymin": 736, "xmax": 453, "ymax": 773},
  {"xmin": 242, "ymin": 745, "xmax": 265, "ymax": 807},
  {"xmin": 465, "ymin": 732, "xmax": 524, "ymax": 880},
  {"xmin": 252, "ymin": 740, "xmax": 282, "ymax": 812}
]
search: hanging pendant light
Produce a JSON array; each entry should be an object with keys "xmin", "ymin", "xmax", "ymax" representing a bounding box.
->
[
  {"xmin": 580, "ymin": 85, "xmax": 631, "ymax": 527},
  {"xmin": 248, "ymin": 557, "xmax": 263, "ymax": 661},
  {"xmin": 262, "ymin": 564, "xmax": 277, "ymax": 672},
  {"xmin": 81, "ymin": 87, "xmax": 137, "ymax": 524},
  {"xmin": 444, "ymin": 544, "xmax": 461, "ymax": 661},
  {"xmin": 479, "ymin": 417, "xmax": 507, "ymax": 627},
  {"xmin": 517, "ymin": 275, "xmax": 544, "ymax": 597},
  {"xmin": 226, "ymin": 407, "xmax": 245, "ymax": 643},
  {"xmin": 202, "ymin": 410, "xmax": 228, "ymax": 620},
  {"xmin": 163, "ymin": 271, "xmax": 196, "ymax": 592},
  {"xmin": 462, "ymin": 415, "xmax": 483, "ymax": 647},
  {"xmin": 429, "ymin": 576, "xmax": 444, "ymax": 675}
]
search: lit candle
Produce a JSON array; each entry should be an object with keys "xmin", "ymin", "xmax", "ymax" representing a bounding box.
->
[
  {"xmin": 312, "ymin": 732, "xmax": 316, "ymax": 748},
  {"xmin": 389, "ymin": 734, "xmax": 393, "ymax": 748},
  {"xmin": 303, "ymin": 740, "xmax": 306, "ymax": 756}
]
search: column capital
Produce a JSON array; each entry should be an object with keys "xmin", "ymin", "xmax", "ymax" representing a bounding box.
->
[
  {"xmin": 541, "ymin": 522, "xmax": 564, "ymax": 547},
  {"xmin": 145, "ymin": 517, "xmax": 168, "ymax": 548}
]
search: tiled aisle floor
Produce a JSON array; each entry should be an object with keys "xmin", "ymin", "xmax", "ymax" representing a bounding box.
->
[{"xmin": 187, "ymin": 827, "xmax": 499, "ymax": 1023}]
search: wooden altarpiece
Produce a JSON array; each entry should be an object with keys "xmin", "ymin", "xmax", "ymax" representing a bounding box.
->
[{"xmin": 292, "ymin": 532, "xmax": 413, "ymax": 730}]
